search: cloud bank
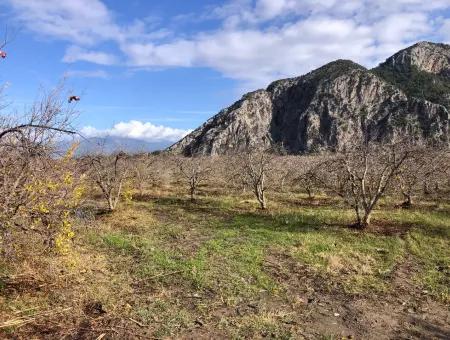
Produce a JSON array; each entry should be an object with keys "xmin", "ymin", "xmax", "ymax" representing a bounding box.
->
[
  {"xmin": 80, "ymin": 120, "xmax": 191, "ymax": 142},
  {"xmin": 5, "ymin": 0, "xmax": 450, "ymax": 89}
]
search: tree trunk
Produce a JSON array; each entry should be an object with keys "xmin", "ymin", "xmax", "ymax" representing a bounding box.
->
[
  {"xmin": 401, "ymin": 191, "xmax": 412, "ymax": 208},
  {"xmin": 306, "ymin": 187, "xmax": 314, "ymax": 200},
  {"xmin": 361, "ymin": 210, "xmax": 372, "ymax": 229},
  {"xmin": 434, "ymin": 182, "xmax": 440, "ymax": 193},
  {"xmin": 255, "ymin": 185, "xmax": 266, "ymax": 210},
  {"xmin": 190, "ymin": 182, "xmax": 195, "ymax": 201},
  {"xmin": 108, "ymin": 196, "xmax": 115, "ymax": 211},
  {"xmin": 354, "ymin": 204, "xmax": 362, "ymax": 226},
  {"xmin": 353, "ymin": 204, "xmax": 371, "ymax": 229},
  {"xmin": 258, "ymin": 193, "xmax": 267, "ymax": 210},
  {"xmin": 423, "ymin": 181, "xmax": 430, "ymax": 195}
]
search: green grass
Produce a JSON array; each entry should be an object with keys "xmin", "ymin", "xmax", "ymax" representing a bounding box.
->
[
  {"xmin": 90, "ymin": 199, "xmax": 447, "ymax": 299},
  {"xmin": 135, "ymin": 299, "xmax": 193, "ymax": 337},
  {"xmin": 80, "ymin": 193, "xmax": 449, "ymax": 338},
  {"xmin": 102, "ymin": 233, "xmax": 136, "ymax": 252},
  {"xmin": 3, "ymin": 190, "xmax": 448, "ymax": 339}
]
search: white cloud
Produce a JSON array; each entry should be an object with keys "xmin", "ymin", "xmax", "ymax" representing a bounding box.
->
[
  {"xmin": 62, "ymin": 46, "xmax": 118, "ymax": 65},
  {"xmin": 81, "ymin": 120, "xmax": 191, "ymax": 142},
  {"xmin": 5, "ymin": 0, "xmax": 450, "ymax": 89},
  {"xmin": 215, "ymin": 0, "xmax": 450, "ymax": 25},
  {"xmin": 121, "ymin": 17, "xmax": 377, "ymax": 89},
  {"xmin": 6, "ymin": 0, "xmax": 120, "ymax": 45},
  {"xmin": 118, "ymin": 0, "xmax": 450, "ymax": 88}
]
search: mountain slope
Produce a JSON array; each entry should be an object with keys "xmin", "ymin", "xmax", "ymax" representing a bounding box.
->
[
  {"xmin": 168, "ymin": 43, "xmax": 450, "ymax": 155},
  {"xmin": 373, "ymin": 41, "xmax": 450, "ymax": 109}
]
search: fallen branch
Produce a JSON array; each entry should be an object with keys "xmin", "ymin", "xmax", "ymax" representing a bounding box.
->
[{"xmin": 128, "ymin": 317, "xmax": 146, "ymax": 327}]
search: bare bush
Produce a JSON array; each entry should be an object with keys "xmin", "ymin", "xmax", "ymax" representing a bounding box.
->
[
  {"xmin": 0, "ymin": 84, "xmax": 80, "ymax": 255},
  {"xmin": 85, "ymin": 152, "xmax": 130, "ymax": 211}
]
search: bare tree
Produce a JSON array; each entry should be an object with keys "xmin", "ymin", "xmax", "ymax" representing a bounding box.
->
[
  {"xmin": 130, "ymin": 153, "xmax": 155, "ymax": 196},
  {"xmin": 86, "ymin": 152, "xmax": 129, "ymax": 211},
  {"xmin": 239, "ymin": 148, "xmax": 276, "ymax": 210},
  {"xmin": 395, "ymin": 149, "xmax": 446, "ymax": 208},
  {"xmin": 0, "ymin": 84, "xmax": 77, "ymax": 220},
  {"xmin": 175, "ymin": 156, "xmax": 212, "ymax": 201},
  {"xmin": 315, "ymin": 138, "xmax": 417, "ymax": 229},
  {"xmin": 271, "ymin": 156, "xmax": 300, "ymax": 193},
  {"xmin": 296, "ymin": 157, "xmax": 320, "ymax": 199}
]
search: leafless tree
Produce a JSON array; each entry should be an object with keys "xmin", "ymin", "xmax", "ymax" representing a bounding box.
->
[
  {"xmin": 175, "ymin": 156, "xmax": 212, "ymax": 201},
  {"xmin": 295, "ymin": 156, "xmax": 321, "ymax": 199},
  {"xmin": 395, "ymin": 149, "xmax": 447, "ymax": 207},
  {"xmin": 314, "ymin": 138, "xmax": 418, "ymax": 229},
  {"xmin": 86, "ymin": 152, "xmax": 129, "ymax": 211},
  {"xmin": 270, "ymin": 156, "xmax": 300, "ymax": 193},
  {"xmin": 238, "ymin": 148, "xmax": 276, "ymax": 210},
  {"xmin": 130, "ymin": 153, "xmax": 155, "ymax": 196}
]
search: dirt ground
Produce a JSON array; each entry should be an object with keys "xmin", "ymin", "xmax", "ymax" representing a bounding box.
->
[{"xmin": 7, "ymin": 252, "xmax": 448, "ymax": 340}]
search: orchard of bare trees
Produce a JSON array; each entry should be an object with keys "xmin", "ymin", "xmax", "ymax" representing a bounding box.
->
[
  {"xmin": 0, "ymin": 79, "xmax": 448, "ymax": 264},
  {"xmin": 78, "ymin": 138, "xmax": 449, "ymax": 230}
]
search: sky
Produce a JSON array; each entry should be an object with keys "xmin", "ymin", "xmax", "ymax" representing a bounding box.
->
[{"xmin": 0, "ymin": 0, "xmax": 450, "ymax": 144}]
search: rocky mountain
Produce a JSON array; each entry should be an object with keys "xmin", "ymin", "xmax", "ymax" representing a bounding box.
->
[
  {"xmin": 168, "ymin": 42, "xmax": 450, "ymax": 155},
  {"xmin": 373, "ymin": 42, "xmax": 450, "ymax": 110},
  {"xmin": 377, "ymin": 41, "xmax": 450, "ymax": 76}
]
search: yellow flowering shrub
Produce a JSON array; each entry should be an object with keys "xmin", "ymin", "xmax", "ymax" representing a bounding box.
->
[
  {"xmin": 122, "ymin": 180, "xmax": 134, "ymax": 203},
  {"xmin": 24, "ymin": 143, "xmax": 85, "ymax": 256}
]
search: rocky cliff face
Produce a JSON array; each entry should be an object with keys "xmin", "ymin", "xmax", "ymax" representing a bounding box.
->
[
  {"xmin": 378, "ymin": 41, "xmax": 450, "ymax": 77},
  {"xmin": 168, "ymin": 43, "xmax": 450, "ymax": 155}
]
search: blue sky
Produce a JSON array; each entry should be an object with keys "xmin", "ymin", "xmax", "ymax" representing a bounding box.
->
[{"xmin": 1, "ymin": 0, "xmax": 450, "ymax": 143}]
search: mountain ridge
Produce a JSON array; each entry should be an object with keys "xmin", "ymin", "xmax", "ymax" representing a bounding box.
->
[{"xmin": 168, "ymin": 41, "xmax": 450, "ymax": 155}]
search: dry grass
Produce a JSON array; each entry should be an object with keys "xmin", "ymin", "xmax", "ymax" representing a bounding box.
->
[{"xmin": 1, "ymin": 186, "xmax": 449, "ymax": 339}]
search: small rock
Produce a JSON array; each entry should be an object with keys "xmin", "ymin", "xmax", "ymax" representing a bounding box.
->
[
  {"xmin": 334, "ymin": 313, "xmax": 340, "ymax": 317},
  {"xmin": 194, "ymin": 319, "xmax": 204, "ymax": 327}
]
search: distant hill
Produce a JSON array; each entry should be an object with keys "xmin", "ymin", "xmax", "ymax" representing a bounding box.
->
[
  {"xmin": 58, "ymin": 136, "xmax": 172, "ymax": 156},
  {"xmin": 168, "ymin": 41, "xmax": 449, "ymax": 155}
]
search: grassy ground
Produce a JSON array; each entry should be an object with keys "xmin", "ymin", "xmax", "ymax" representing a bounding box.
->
[{"xmin": 1, "ymin": 188, "xmax": 449, "ymax": 339}]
